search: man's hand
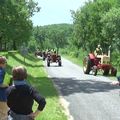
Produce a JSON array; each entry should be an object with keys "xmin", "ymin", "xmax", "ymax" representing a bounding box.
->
[
  {"xmin": 28, "ymin": 110, "xmax": 41, "ymax": 119},
  {"xmin": 110, "ymin": 81, "xmax": 120, "ymax": 86}
]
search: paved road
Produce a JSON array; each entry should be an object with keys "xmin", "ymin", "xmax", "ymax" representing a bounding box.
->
[{"xmin": 45, "ymin": 58, "xmax": 120, "ymax": 120}]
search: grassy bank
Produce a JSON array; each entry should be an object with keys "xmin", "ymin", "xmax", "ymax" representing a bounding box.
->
[{"xmin": 1, "ymin": 52, "xmax": 67, "ymax": 120}]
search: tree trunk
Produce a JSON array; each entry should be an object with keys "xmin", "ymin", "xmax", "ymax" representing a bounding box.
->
[
  {"xmin": 13, "ymin": 40, "xmax": 17, "ymax": 50},
  {"xmin": 0, "ymin": 38, "xmax": 2, "ymax": 51},
  {"xmin": 4, "ymin": 41, "xmax": 7, "ymax": 51}
]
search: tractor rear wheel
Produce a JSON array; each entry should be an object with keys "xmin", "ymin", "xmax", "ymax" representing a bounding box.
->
[{"xmin": 83, "ymin": 57, "xmax": 91, "ymax": 74}]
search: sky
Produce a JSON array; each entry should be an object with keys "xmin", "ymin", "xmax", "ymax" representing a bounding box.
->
[{"xmin": 31, "ymin": 0, "xmax": 88, "ymax": 26}]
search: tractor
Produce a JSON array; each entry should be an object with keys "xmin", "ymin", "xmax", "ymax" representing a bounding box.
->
[
  {"xmin": 83, "ymin": 46, "xmax": 117, "ymax": 76},
  {"xmin": 47, "ymin": 52, "xmax": 62, "ymax": 67}
]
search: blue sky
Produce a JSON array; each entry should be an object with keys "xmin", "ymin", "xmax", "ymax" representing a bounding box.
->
[{"xmin": 31, "ymin": 0, "xmax": 88, "ymax": 26}]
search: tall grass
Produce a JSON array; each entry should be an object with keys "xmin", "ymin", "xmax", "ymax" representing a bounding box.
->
[{"xmin": 60, "ymin": 48, "xmax": 87, "ymax": 66}]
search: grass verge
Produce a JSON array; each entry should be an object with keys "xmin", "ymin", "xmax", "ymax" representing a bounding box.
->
[{"xmin": 2, "ymin": 52, "xmax": 67, "ymax": 120}]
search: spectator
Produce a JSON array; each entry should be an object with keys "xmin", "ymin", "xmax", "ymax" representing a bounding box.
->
[
  {"xmin": 6, "ymin": 66, "xmax": 46, "ymax": 120},
  {"xmin": 0, "ymin": 56, "xmax": 8, "ymax": 120}
]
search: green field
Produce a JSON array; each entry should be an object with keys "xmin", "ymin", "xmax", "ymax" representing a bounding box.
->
[{"xmin": 1, "ymin": 52, "xmax": 67, "ymax": 120}]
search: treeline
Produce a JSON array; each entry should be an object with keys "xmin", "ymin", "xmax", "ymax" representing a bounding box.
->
[
  {"xmin": 32, "ymin": 24, "xmax": 73, "ymax": 52},
  {"xmin": 0, "ymin": 0, "xmax": 39, "ymax": 51},
  {"xmin": 72, "ymin": 0, "xmax": 120, "ymax": 52},
  {"xmin": 33, "ymin": 0, "xmax": 120, "ymax": 68}
]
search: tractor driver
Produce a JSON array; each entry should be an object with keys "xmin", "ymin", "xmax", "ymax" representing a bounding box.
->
[{"xmin": 94, "ymin": 44, "xmax": 103, "ymax": 56}]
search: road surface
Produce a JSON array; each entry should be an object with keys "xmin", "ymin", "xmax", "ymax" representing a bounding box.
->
[{"xmin": 45, "ymin": 58, "xmax": 120, "ymax": 120}]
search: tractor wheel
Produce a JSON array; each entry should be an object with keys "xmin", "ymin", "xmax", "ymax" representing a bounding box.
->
[
  {"xmin": 103, "ymin": 69, "xmax": 109, "ymax": 76},
  {"xmin": 47, "ymin": 61, "xmax": 50, "ymax": 67},
  {"xmin": 111, "ymin": 67, "xmax": 117, "ymax": 76},
  {"xmin": 83, "ymin": 56, "xmax": 91, "ymax": 74},
  {"xmin": 92, "ymin": 66, "xmax": 98, "ymax": 76},
  {"xmin": 58, "ymin": 61, "xmax": 62, "ymax": 66},
  {"xmin": 43, "ymin": 57, "xmax": 45, "ymax": 61}
]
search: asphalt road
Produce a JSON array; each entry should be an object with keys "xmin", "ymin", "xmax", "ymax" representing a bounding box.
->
[{"xmin": 45, "ymin": 58, "xmax": 120, "ymax": 120}]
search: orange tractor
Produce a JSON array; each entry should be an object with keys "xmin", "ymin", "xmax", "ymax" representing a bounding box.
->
[{"xmin": 83, "ymin": 47, "xmax": 117, "ymax": 76}]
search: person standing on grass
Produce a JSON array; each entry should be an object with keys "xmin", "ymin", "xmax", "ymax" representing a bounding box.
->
[
  {"xmin": 0, "ymin": 56, "xmax": 8, "ymax": 120},
  {"xmin": 6, "ymin": 66, "xmax": 46, "ymax": 120}
]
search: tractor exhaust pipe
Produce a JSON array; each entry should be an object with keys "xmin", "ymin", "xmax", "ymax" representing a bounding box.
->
[{"xmin": 108, "ymin": 45, "xmax": 111, "ymax": 58}]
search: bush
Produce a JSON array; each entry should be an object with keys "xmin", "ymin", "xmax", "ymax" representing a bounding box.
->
[{"xmin": 111, "ymin": 51, "xmax": 120, "ymax": 70}]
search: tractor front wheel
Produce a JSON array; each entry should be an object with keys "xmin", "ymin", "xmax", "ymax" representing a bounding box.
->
[
  {"xmin": 47, "ymin": 60, "xmax": 50, "ymax": 67},
  {"xmin": 92, "ymin": 66, "xmax": 98, "ymax": 76},
  {"xmin": 111, "ymin": 67, "xmax": 117, "ymax": 76},
  {"xmin": 103, "ymin": 69, "xmax": 109, "ymax": 76}
]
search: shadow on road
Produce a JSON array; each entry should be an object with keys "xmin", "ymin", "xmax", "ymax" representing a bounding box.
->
[{"xmin": 51, "ymin": 77, "xmax": 120, "ymax": 96}]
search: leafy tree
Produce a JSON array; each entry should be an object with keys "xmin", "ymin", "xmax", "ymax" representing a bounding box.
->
[
  {"xmin": 71, "ymin": 0, "xmax": 116, "ymax": 52},
  {"xmin": 101, "ymin": 7, "xmax": 120, "ymax": 51},
  {"xmin": 0, "ymin": 0, "xmax": 40, "ymax": 51},
  {"xmin": 33, "ymin": 24, "xmax": 73, "ymax": 52}
]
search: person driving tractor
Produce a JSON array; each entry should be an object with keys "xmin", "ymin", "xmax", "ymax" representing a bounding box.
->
[{"xmin": 94, "ymin": 44, "xmax": 103, "ymax": 56}]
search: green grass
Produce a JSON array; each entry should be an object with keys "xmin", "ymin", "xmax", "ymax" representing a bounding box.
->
[
  {"xmin": 62, "ymin": 54, "xmax": 83, "ymax": 67},
  {"xmin": 2, "ymin": 52, "xmax": 67, "ymax": 120}
]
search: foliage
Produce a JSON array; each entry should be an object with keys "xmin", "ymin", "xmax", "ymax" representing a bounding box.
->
[
  {"xmin": 33, "ymin": 24, "xmax": 73, "ymax": 52},
  {"xmin": 5, "ymin": 52, "xmax": 67, "ymax": 120},
  {"xmin": 71, "ymin": 0, "xmax": 116, "ymax": 52},
  {"xmin": 0, "ymin": 0, "xmax": 39, "ymax": 51},
  {"xmin": 101, "ymin": 7, "xmax": 120, "ymax": 51}
]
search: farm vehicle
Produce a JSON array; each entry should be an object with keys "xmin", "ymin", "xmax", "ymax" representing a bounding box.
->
[
  {"xmin": 83, "ymin": 46, "xmax": 117, "ymax": 76},
  {"xmin": 47, "ymin": 52, "xmax": 62, "ymax": 67}
]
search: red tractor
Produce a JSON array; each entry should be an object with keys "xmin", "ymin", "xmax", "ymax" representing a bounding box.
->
[
  {"xmin": 47, "ymin": 52, "xmax": 62, "ymax": 67},
  {"xmin": 83, "ymin": 49, "xmax": 117, "ymax": 76}
]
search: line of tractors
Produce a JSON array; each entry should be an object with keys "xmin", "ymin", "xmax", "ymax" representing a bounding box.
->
[
  {"xmin": 35, "ymin": 50, "xmax": 62, "ymax": 67},
  {"xmin": 35, "ymin": 45, "xmax": 117, "ymax": 76}
]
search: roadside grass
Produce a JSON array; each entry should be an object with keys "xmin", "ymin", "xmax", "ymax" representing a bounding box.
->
[
  {"xmin": 62, "ymin": 55, "xmax": 83, "ymax": 67},
  {"xmin": 1, "ymin": 52, "xmax": 67, "ymax": 120}
]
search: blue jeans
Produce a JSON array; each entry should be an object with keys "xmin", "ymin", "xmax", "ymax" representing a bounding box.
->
[{"xmin": 0, "ymin": 88, "xmax": 7, "ymax": 102}]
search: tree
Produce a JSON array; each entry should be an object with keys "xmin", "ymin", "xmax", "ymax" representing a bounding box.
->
[
  {"xmin": 71, "ymin": 0, "xmax": 116, "ymax": 52},
  {"xmin": 101, "ymin": 7, "xmax": 120, "ymax": 51},
  {"xmin": 33, "ymin": 24, "xmax": 73, "ymax": 52},
  {"xmin": 0, "ymin": 0, "xmax": 40, "ymax": 51}
]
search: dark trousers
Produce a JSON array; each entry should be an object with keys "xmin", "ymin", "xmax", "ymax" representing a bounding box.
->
[{"xmin": 7, "ymin": 111, "xmax": 34, "ymax": 120}]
